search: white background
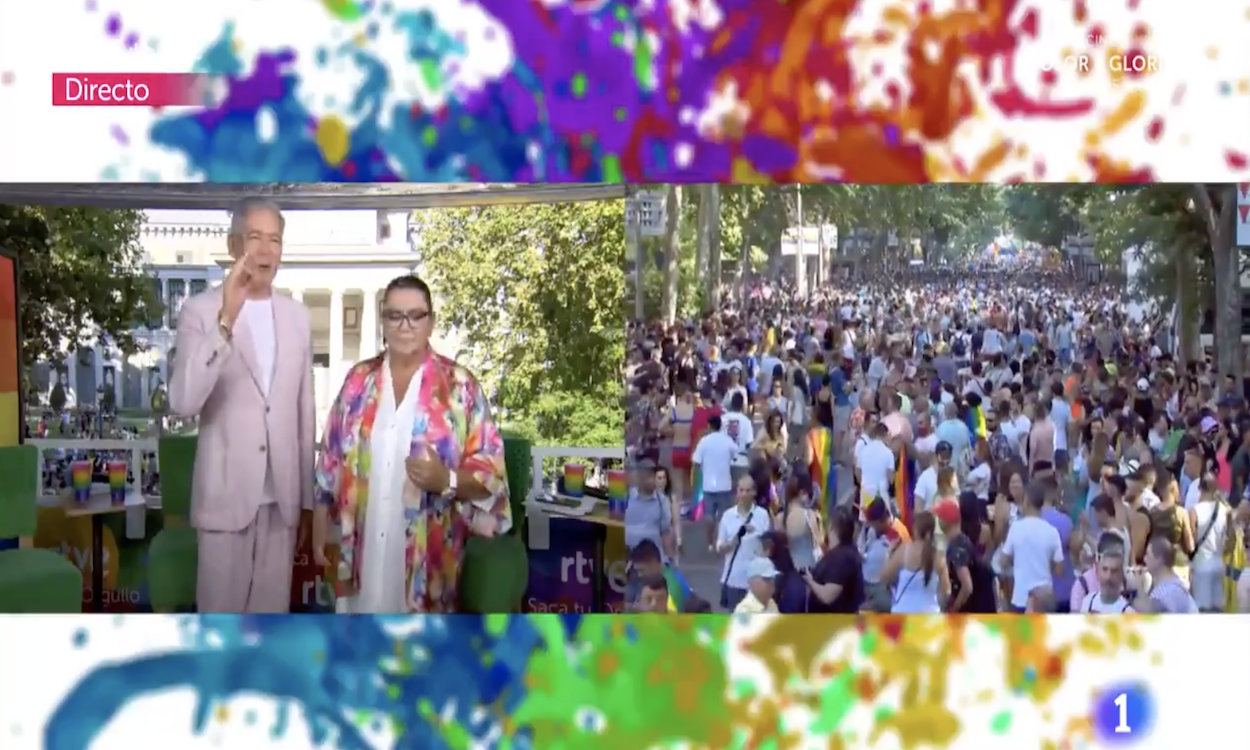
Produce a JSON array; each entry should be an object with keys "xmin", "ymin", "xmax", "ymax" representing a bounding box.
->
[
  {"xmin": 1, "ymin": 615, "xmax": 1245, "ymax": 750},
  {"xmin": 0, "ymin": 0, "xmax": 1246, "ymax": 181}
]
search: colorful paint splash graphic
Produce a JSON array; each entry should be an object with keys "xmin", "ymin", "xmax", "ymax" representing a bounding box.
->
[
  {"xmin": 4, "ymin": 0, "xmax": 1246, "ymax": 181},
  {"xmin": 4, "ymin": 614, "xmax": 1215, "ymax": 750}
]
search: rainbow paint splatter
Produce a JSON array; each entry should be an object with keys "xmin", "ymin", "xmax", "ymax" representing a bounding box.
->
[
  {"xmin": 17, "ymin": 0, "xmax": 1248, "ymax": 181},
  {"xmin": 1, "ymin": 615, "xmax": 1219, "ymax": 750}
]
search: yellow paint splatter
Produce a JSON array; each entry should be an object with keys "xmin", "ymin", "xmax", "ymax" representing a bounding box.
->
[{"xmin": 315, "ymin": 116, "xmax": 351, "ymax": 167}]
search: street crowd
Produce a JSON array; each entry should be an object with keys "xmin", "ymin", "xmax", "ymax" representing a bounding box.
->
[{"xmin": 624, "ymin": 263, "xmax": 1250, "ymax": 614}]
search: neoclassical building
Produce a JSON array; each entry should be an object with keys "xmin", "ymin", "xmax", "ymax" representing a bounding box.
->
[{"xmin": 44, "ymin": 207, "xmax": 463, "ymax": 420}]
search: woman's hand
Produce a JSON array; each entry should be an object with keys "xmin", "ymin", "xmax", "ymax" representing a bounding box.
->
[{"xmin": 406, "ymin": 445, "xmax": 452, "ymax": 493}]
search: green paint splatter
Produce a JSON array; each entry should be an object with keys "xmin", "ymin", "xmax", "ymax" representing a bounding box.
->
[
  {"xmin": 990, "ymin": 710, "xmax": 1013, "ymax": 734},
  {"xmin": 422, "ymin": 126, "xmax": 438, "ymax": 146},
  {"xmin": 571, "ymin": 73, "xmax": 588, "ymax": 98},
  {"xmin": 602, "ymin": 154, "xmax": 623, "ymax": 182},
  {"xmin": 633, "ymin": 39, "xmax": 655, "ymax": 91},
  {"xmin": 419, "ymin": 58, "xmax": 442, "ymax": 93},
  {"xmin": 810, "ymin": 671, "xmax": 856, "ymax": 733},
  {"xmin": 860, "ymin": 630, "xmax": 879, "ymax": 655}
]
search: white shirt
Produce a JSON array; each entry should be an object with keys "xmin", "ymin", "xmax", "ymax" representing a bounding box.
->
[
  {"xmin": 1049, "ymin": 401, "xmax": 1070, "ymax": 451},
  {"xmin": 914, "ymin": 466, "xmax": 940, "ymax": 510},
  {"xmin": 1001, "ymin": 516, "xmax": 1063, "ymax": 609},
  {"xmin": 1183, "ymin": 478, "xmax": 1202, "ymax": 512},
  {"xmin": 858, "ymin": 439, "xmax": 896, "ymax": 503},
  {"xmin": 721, "ymin": 412, "xmax": 754, "ymax": 467},
  {"xmin": 240, "ymin": 298, "xmax": 277, "ymax": 396},
  {"xmin": 717, "ymin": 504, "xmax": 771, "ymax": 589},
  {"xmin": 693, "ymin": 431, "xmax": 737, "ymax": 493},
  {"xmin": 339, "ymin": 359, "xmax": 421, "ymax": 614},
  {"xmin": 967, "ymin": 462, "xmax": 992, "ymax": 501}
]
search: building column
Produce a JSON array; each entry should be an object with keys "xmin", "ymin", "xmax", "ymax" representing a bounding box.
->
[
  {"xmin": 94, "ymin": 344, "xmax": 104, "ymax": 402},
  {"xmin": 64, "ymin": 354, "xmax": 77, "ymax": 404},
  {"xmin": 112, "ymin": 353, "xmax": 123, "ymax": 406},
  {"xmin": 359, "ymin": 288, "xmax": 378, "ymax": 359},
  {"xmin": 329, "ymin": 289, "xmax": 344, "ymax": 390}
]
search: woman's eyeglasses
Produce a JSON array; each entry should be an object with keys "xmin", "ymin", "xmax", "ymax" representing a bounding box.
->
[{"xmin": 382, "ymin": 309, "xmax": 431, "ymax": 328}]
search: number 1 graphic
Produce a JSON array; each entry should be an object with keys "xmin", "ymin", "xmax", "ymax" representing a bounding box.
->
[{"xmin": 1114, "ymin": 692, "xmax": 1131, "ymax": 733}]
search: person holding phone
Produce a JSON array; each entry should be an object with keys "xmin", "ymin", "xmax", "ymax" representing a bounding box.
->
[{"xmin": 715, "ymin": 474, "xmax": 770, "ymax": 610}]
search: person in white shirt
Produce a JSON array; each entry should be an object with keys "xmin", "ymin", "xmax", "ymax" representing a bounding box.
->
[
  {"xmin": 856, "ymin": 422, "xmax": 896, "ymax": 511},
  {"xmin": 1047, "ymin": 382, "xmax": 1071, "ymax": 469},
  {"xmin": 913, "ymin": 441, "xmax": 953, "ymax": 511},
  {"xmin": 693, "ymin": 414, "xmax": 738, "ymax": 550},
  {"xmin": 721, "ymin": 392, "xmax": 755, "ymax": 482},
  {"xmin": 998, "ymin": 483, "xmax": 1064, "ymax": 612},
  {"xmin": 1077, "ymin": 534, "xmax": 1136, "ymax": 614},
  {"xmin": 716, "ymin": 474, "xmax": 771, "ymax": 611}
]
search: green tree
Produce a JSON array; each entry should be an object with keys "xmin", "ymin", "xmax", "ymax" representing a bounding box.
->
[
  {"xmin": 413, "ymin": 200, "xmax": 624, "ymax": 450},
  {"xmin": 0, "ymin": 205, "xmax": 162, "ymax": 368}
]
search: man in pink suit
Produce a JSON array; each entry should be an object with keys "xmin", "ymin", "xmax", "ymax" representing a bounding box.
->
[{"xmin": 168, "ymin": 198, "xmax": 315, "ymax": 613}]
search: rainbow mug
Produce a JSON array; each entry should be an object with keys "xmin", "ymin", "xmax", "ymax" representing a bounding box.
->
[
  {"xmin": 107, "ymin": 461, "xmax": 128, "ymax": 504},
  {"xmin": 562, "ymin": 463, "xmax": 585, "ymax": 498},
  {"xmin": 70, "ymin": 460, "xmax": 92, "ymax": 505},
  {"xmin": 606, "ymin": 469, "xmax": 627, "ymax": 518}
]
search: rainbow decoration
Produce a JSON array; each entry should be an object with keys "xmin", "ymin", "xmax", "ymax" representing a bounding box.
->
[
  {"xmin": 606, "ymin": 469, "xmax": 627, "ymax": 518},
  {"xmin": 808, "ymin": 426, "xmax": 836, "ymax": 521},
  {"xmin": 562, "ymin": 463, "xmax": 586, "ymax": 498},
  {"xmin": 966, "ymin": 402, "xmax": 987, "ymax": 442},
  {"xmin": 895, "ymin": 446, "xmax": 917, "ymax": 533},
  {"xmin": 107, "ymin": 460, "xmax": 128, "ymax": 504},
  {"xmin": 70, "ymin": 460, "xmax": 92, "ymax": 504},
  {"xmin": 0, "ymin": 252, "xmax": 17, "ymax": 449},
  {"xmin": 688, "ymin": 465, "xmax": 705, "ymax": 522}
]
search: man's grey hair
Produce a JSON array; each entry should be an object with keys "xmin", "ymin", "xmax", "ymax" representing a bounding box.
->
[{"xmin": 228, "ymin": 197, "xmax": 285, "ymax": 236}]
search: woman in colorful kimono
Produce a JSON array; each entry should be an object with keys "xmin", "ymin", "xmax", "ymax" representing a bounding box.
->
[{"xmin": 313, "ymin": 275, "xmax": 511, "ymax": 614}]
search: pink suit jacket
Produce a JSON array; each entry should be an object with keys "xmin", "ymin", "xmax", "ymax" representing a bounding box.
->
[{"xmin": 167, "ymin": 288, "xmax": 315, "ymax": 533}]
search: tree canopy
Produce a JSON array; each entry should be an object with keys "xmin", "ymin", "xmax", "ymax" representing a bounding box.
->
[
  {"xmin": 630, "ymin": 184, "xmax": 1006, "ymax": 321},
  {"xmin": 414, "ymin": 200, "xmax": 624, "ymax": 450},
  {"xmin": 0, "ymin": 205, "xmax": 162, "ymax": 374}
]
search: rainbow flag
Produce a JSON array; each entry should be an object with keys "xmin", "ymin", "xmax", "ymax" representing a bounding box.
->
[
  {"xmin": 1224, "ymin": 524, "xmax": 1245, "ymax": 613},
  {"xmin": 895, "ymin": 445, "xmax": 916, "ymax": 532},
  {"xmin": 689, "ymin": 465, "xmax": 706, "ymax": 522},
  {"xmin": 965, "ymin": 403, "xmax": 986, "ymax": 442},
  {"xmin": 808, "ymin": 426, "xmax": 836, "ymax": 520},
  {"xmin": 663, "ymin": 566, "xmax": 692, "ymax": 612}
]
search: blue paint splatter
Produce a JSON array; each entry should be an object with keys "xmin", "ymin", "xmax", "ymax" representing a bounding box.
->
[{"xmin": 44, "ymin": 615, "xmax": 563, "ymax": 750}]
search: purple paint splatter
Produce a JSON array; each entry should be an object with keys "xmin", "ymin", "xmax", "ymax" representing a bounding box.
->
[
  {"xmin": 110, "ymin": 125, "xmax": 130, "ymax": 146},
  {"xmin": 125, "ymin": 32, "xmax": 139, "ymax": 50},
  {"xmin": 105, "ymin": 13, "xmax": 121, "ymax": 36}
]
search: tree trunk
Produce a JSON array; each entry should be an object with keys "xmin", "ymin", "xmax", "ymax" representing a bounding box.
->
[
  {"xmin": 1175, "ymin": 243, "xmax": 1201, "ymax": 363},
  {"xmin": 694, "ymin": 185, "xmax": 709, "ymax": 283},
  {"xmin": 793, "ymin": 186, "xmax": 805, "ymax": 297},
  {"xmin": 660, "ymin": 184, "xmax": 682, "ymax": 324},
  {"xmin": 627, "ymin": 186, "xmax": 645, "ymax": 321},
  {"xmin": 1193, "ymin": 184, "xmax": 1240, "ymax": 383},
  {"xmin": 706, "ymin": 185, "xmax": 722, "ymax": 312}
]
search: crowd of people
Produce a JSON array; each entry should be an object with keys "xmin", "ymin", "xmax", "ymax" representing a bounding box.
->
[{"xmin": 625, "ymin": 265, "xmax": 1250, "ymax": 614}]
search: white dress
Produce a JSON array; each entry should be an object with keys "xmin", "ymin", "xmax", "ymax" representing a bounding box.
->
[{"xmin": 337, "ymin": 358, "xmax": 424, "ymax": 614}]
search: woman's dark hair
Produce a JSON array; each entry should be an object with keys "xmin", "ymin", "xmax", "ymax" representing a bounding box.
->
[
  {"xmin": 761, "ymin": 530, "xmax": 797, "ymax": 574},
  {"xmin": 791, "ymin": 367, "xmax": 809, "ymax": 398},
  {"xmin": 382, "ymin": 274, "xmax": 434, "ymax": 309},
  {"xmin": 913, "ymin": 511, "xmax": 937, "ymax": 585},
  {"xmin": 830, "ymin": 505, "xmax": 856, "ymax": 546},
  {"xmin": 766, "ymin": 410, "xmax": 784, "ymax": 438}
]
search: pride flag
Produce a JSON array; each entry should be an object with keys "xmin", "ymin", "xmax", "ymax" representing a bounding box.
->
[
  {"xmin": 895, "ymin": 446, "xmax": 917, "ymax": 533},
  {"xmin": 808, "ymin": 426, "xmax": 836, "ymax": 520},
  {"xmin": 689, "ymin": 465, "xmax": 706, "ymax": 522},
  {"xmin": 965, "ymin": 403, "xmax": 986, "ymax": 443}
]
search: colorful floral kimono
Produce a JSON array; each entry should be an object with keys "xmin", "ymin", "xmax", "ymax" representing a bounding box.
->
[{"xmin": 315, "ymin": 353, "xmax": 510, "ymax": 613}]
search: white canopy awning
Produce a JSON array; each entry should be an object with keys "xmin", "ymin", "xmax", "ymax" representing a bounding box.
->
[{"xmin": 0, "ymin": 183, "xmax": 623, "ymax": 209}]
